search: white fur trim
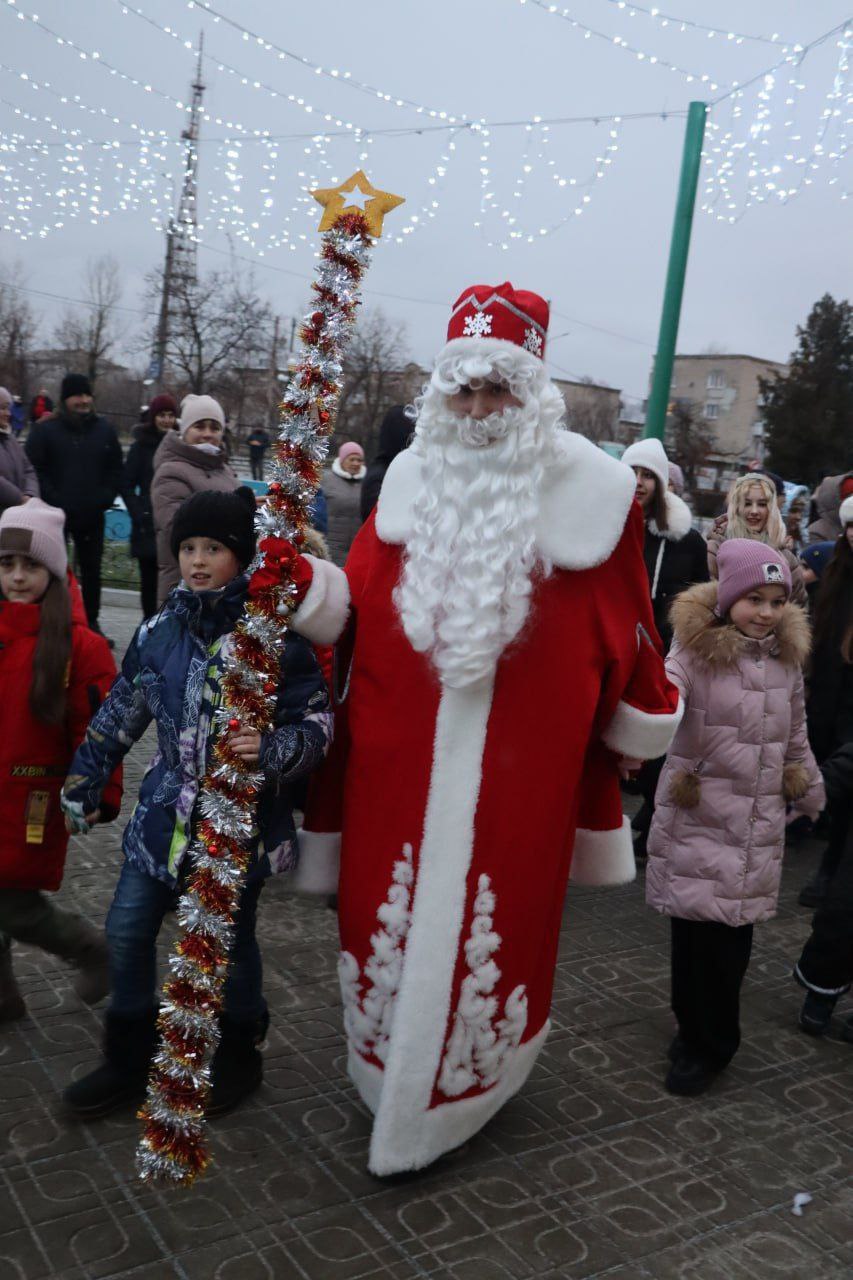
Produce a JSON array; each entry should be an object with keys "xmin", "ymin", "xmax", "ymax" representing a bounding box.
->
[
  {"xmin": 331, "ymin": 458, "xmax": 366, "ymax": 481},
  {"xmin": 289, "ymin": 555, "xmax": 350, "ymax": 646},
  {"xmin": 375, "ymin": 429, "xmax": 635, "ymax": 571},
  {"xmin": 367, "ymin": 679, "xmax": 494, "ymax": 1175},
  {"xmin": 437, "ymin": 335, "xmax": 543, "ymax": 374},
  {"xmin": 840, "ymin": 495, "xmax": 853, "ymax": 528},
  {"xmin": 602, "ymin": 694, "xmax": 684, "ymax": 761},
  {"xmin": 648, "ymin": 491, "xmax": 693, "ymax": 542},
  {"xmin": 570, "ymin": 817, "xmax": 636, "ymax": 887},
  {"xmin": 350, "ymin": 1021, "xmax": 550, "ymax": 1176},
  {"xmin": 288, "ymin": 828, "xmax": 341, "ymax": 894}
]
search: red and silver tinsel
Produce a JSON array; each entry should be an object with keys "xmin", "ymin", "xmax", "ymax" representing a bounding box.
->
[{"xmin": 137, "ymin": 211, "xmax": 373, "ymax": 1186}]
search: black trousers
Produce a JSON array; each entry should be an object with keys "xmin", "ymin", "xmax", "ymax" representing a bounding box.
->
[
  {"xmin": 137, "ymin": 555, "xmax": 158, "ymax": 620},
  {"xmin": 797, "ymin": 827, "xmax": 853, "ymax": 994},
  {"xmin": 67, "ymin": 516, "xmax": 105, "ymax": 629},
  {"xmin": 670, "ymin": 917, "xmax": 754, "ymax": 1067},
  {"xmin": 250, "ymin": 455, "xmax": 265, "ymax": 481}
]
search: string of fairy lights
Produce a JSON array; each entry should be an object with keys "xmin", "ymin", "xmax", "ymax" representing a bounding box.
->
[{"xmin": 0, "ymin": 0, "xmax": 850, "ymax": 250}]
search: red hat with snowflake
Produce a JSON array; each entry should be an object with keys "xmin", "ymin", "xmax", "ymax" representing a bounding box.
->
[{"xmin": 445, "ymin": 282, "xmax": 549, "ymax": 361}]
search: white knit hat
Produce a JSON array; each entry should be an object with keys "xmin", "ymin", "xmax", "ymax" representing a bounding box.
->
[
  {"xmin": 839, "ymin": 495, "xmax": 853, "ymax": 528},
  {"xmin": 0, "ymin": 498, "xmax": 68, "ymax": 579},
  {"xmin": 179, "ymin": 394, "xmax": 225, "ymax": 437},
  {"xmin": 621, "ymin": 438, "xmax": 670, "ymax": 492}
]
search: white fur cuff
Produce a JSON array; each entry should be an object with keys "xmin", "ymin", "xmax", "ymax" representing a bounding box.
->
[
  {"xmin": 602, "ymin": 695, "xmax": 683, "ymax": 762},
  {"xmin": 289, "ymin": 555, "xmax": 350, "ymax": 646},
  {"xmin": 570, "ymin": 818, "xmax": 636, "ymax": 887},
  {"xmin": 289, "ymin": 828, "xmax": 341, "ymax": 895}
]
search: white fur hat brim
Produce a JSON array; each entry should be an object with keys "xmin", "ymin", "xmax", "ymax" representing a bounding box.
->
[
  {"xmin": 433, "ymin": 336, "xmax": 545, "ymax": 383},
  {"xmin": 840, "ymin": 495, "xmax": 853, "ymax": 527}
]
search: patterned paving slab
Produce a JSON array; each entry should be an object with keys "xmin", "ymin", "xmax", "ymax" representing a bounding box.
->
[{"xmin": 0, "ymin": 602, "xmax": 850, "ymax": 1279}]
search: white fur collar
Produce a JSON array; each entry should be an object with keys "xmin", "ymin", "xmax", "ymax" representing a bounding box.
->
[
  {"xmin": 375, "ymin": 430, "xmax": 635, "ymax": 571},
  {"xmin": 332, "ymin": 458, "xmax": 366, "ymax": 481},
  {"xmin": 648, "ymin": 491, "xmax": 693, "ymax": 542}
]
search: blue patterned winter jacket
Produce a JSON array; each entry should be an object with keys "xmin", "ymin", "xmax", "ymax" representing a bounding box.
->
[{"xmin": 64, "ymin": 576, "xmax": 333, "ymax": 887}]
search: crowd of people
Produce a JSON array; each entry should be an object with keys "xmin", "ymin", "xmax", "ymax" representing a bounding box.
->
[{"xmin": 0, "ymin": 281, "xmax": 851, "ymax": 1178}]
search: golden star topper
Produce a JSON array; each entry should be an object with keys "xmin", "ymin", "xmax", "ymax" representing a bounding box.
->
[{"xmin": 311, "ymin": 170, "xmax": 405, "ymax": 239}]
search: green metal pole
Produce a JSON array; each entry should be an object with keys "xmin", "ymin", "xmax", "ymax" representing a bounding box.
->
[{"xmin": 644, "ymin": 101, "xmax": 707, "ymax": 440}]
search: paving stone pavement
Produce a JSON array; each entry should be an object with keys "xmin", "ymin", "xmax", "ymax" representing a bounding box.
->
[{"xmin": 1, "ymin": 599, "xmax": 851, "ymax": 1280}]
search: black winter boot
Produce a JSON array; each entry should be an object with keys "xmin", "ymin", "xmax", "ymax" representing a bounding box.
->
[
  {"xmin": 798, "ymin": 990, "xmax": 838, "ymax": 1037},
  {"xmin": 0, "ymin": 944, "xmax": 26, "ymax": 1023},
  {"xmin": 665, "ymin": 1053, "xmax": 721, "ymax": 1097},
  {"xmin": 63, "ymin": 1009, "xmax": 159, "ymax": 1119},
  {"xmin": 205, "ymin": 1010, "xmax": 268, "ymax": 1117}
]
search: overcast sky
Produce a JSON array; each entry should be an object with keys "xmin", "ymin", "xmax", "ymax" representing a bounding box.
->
[{"xmin": 2, "ymin": 0, "xmax": 852, "ymax": 404}]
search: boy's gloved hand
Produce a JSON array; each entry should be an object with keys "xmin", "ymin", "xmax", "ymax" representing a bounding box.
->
[{"xmin": 60, "ymin": 793, "xmax": 101, "ymax": 835}]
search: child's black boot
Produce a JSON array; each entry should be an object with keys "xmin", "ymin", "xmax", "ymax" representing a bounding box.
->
[
  {"xmin": 206, "ymin": 1010, "xmax": 268, "ymax": 1117},
  {"xmin": 63, "ymin": 1008, "xmax": 158, "ymax": 1118},
  {"xmin": 665, "ymin": 1053, "xmax": 721, "ymax": 1097}
]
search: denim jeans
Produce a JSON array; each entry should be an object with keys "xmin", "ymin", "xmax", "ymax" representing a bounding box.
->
[{"xmin": 106, "ymin": 862, "xmax": 266, "ymax": 1022}]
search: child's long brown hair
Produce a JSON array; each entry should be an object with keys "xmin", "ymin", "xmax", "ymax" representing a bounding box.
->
[{"xmin": 30, "ymin": 574, "xmax": 72, "ymax": 725}]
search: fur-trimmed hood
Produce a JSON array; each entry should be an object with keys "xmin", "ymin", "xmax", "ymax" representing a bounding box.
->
[
  {"xmin": 670, "ymin": 580, "xmax": 810, "ymax": 670},
  {"xmin": 647, "ymin": 490, "xmax": 693, "ymax": 542}
]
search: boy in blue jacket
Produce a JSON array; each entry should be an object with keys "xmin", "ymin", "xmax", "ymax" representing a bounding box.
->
[{"xmin": 61, "ymin": 488, "xmax": 332, "ymax": 1118}]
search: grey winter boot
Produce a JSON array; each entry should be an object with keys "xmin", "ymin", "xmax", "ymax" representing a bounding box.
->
[{"xmin": 0, "ymin": 943, "xmax": 26, "ymax": 1023}]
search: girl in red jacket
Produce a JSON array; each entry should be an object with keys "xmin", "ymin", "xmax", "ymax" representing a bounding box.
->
[{"xmin": 0, "ymin": 500, "xmax": 121, "ymax": 1022}]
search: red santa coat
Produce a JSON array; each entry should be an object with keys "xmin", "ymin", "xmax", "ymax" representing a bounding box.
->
[{"xmin": 293, "ymin": 431, "xmax": 681, "ymax": 1175}]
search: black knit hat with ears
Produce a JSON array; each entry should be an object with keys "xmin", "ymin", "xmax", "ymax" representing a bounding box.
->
[{"xmin": 170, "ymin": 486, "xmax": 257, "ymax": 568}]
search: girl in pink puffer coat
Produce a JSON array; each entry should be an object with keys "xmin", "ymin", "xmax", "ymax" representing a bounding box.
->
[{"xmin": 647, "ymin": 539, "xmax": 824, "ymax": 1098}]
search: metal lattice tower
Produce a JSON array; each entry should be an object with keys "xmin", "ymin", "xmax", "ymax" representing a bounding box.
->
[{"xmin": 147, "ymin": 34, "xmax": 205, "ymax": 389}]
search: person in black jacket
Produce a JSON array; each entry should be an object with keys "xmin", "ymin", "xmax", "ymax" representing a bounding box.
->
[
  {"xmin": 360, "ymin": 405, "xmax": 412, "ymax": 523},
  {"xmin": 794, "ymin": 739, "xmax": 853, "ymax": 1042},
  {"xmin": 122, "ymin": 394, "xmax": 177, "ymax": 619},
  {"xmin": 799, "ymin": 510, "xmax": 853, "ymax": 907},
  {"xmin": 620, "ymin": 437, "xmax": 709, "ymax": 858},
  {"xmin": 25, "ymin": 374, "xmax": 123, "ymax": 633}
]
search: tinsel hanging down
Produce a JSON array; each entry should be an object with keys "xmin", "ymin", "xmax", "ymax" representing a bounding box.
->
[{"xmin": 137, "ymin": 209, "xmax": 378, "ymax": 1186}]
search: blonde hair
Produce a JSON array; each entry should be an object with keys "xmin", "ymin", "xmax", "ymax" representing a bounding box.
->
[{"xmin": 726, "ymin": 474, "xmax": 787, "ymax": 546}]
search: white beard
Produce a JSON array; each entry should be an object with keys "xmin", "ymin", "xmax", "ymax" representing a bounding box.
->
[{"xmin": 395, "ymin": 402, "xmax": 550, "ymax": 689}]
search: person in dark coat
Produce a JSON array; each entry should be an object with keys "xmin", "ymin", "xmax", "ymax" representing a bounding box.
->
[
  {"xmin": 800, "ymin": 504, "xmax": 853, "ymax": 908},
  {"xmin": 621, "ymin": 438, "xmax": 709, "ymax": 652},
  {"xmin": 361, "ymin": 405, "xmax": 412, "ymax": 522},
  {"xmin": 246, "ymin": 425, "xmax": 270, "ymax": 481},
  {"xmin": 621, "ymin": 437, "xmax": 710, "ymax": 859},
  {"xmin": 0, "ymin": 386, "xmax": 39, "ymax": 513},
  {"xmin": 122, "ymin": 394, "xmax": 177, "ymax": 619},
  {"xmin": 25, "ymin": 374, "xmax": 123, "ymax": 634},
  {"xmin": 794, "ymin": 738, "xmax": 853, "ymax": 1042}
]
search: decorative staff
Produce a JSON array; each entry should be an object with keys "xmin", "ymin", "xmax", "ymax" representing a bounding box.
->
[{"xmin": 137, "ymin": 170, "xmax": 404, "ymax": 1186}]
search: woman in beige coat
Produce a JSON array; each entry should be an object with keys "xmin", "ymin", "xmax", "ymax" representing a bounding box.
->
[{"xmin": 150, "ymin": 394, "xmax": 238, "ymax": 605}]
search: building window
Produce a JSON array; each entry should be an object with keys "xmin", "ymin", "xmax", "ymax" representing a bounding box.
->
[
  {"xmin": 707, "ymin": 369, "xmax": 726, "ymax": 389},
  {"xmin": 704, "ymin": 402, "xmax": 720, "ymax": 420}
]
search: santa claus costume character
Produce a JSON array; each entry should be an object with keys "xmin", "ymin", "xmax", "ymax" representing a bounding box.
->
[{"xmin": 291, "ymin": 282, "xmax": 683, "ymax": 1176}]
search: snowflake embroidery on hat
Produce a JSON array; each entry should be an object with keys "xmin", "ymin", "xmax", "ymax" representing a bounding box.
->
[
  {"xmin": 522, "ymin": 327, "xmax": 544, "ymax": 356},
  {"xmin": 463, "ymin": 312, "xmax": 493, "ymax": 338}
]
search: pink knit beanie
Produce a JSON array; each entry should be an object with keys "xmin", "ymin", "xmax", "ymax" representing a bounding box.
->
[
  {"xmin": 716, "ymin": 539, "xmax": 791, "ymax": 618},
  {"xmin": 0, "ymin": 499, "xmax": 68, "ymax": 580},
  {"xmin": 338, "ymin": 441, "xmax": 364, "ymax": 462}
]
